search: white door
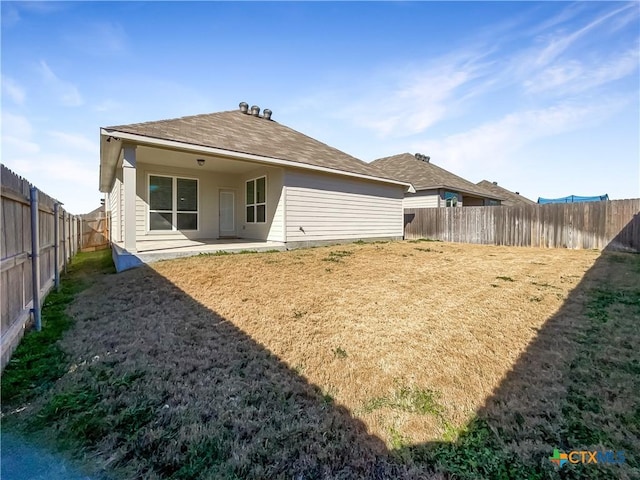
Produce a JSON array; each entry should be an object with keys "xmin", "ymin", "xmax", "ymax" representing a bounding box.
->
[{"xmin": 219, "ymin": 190, "xmax": 235, "ymax": 237}]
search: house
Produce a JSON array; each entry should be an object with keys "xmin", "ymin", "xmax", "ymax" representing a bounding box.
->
[
  {"xmin": 476, "ymin": 180, "xmax": 536, "ymax": 207},
  {"xmin": 99, "ymin": 103, "xmax": 413, "ymax": 270},
  {"xmin": 370, "ymin": 153, "xmax": 502, "ymax": 208}
]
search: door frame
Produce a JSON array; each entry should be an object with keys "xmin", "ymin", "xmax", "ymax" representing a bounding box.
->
[{"xmin": 218, "ymin": 189, "xmax": 236, "ymax": 238}]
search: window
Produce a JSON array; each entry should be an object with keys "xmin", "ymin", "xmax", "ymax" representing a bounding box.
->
[
  {"xmin": 246, "ymin": 176, "xmax": 266, "ymax": 223},
  {"xmin": 149, "ymin": 175, "xmax": 198, "ymax": 231},
  {"xmin": 444, "ymin": 191, "xmax": 458, "ymax": 207}
]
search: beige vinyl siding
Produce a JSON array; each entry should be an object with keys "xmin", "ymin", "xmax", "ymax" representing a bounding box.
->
[
  {"xmin": 109, "ymin": 177, "xmax": 121, "ymax": 242},
  {"xmin": 119, "ymin": 171, "xmax": 125, "ymax": 242},
  {"xmin": 403, "ymin": 189, "xmax": 439, "ymax": 208},
  {"xmin": 268, "ymin": 185, "xmax": 285, "ymax": 241},
  {"xmin": 284, "ymin": 170, "xmax": 404, "ymax": 242},
  {"xmin": 239, "ymin": 166, "xmax": 284, "ymax": 242}
]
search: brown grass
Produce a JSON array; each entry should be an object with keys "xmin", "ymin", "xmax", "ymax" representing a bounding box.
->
[
  {"xmin": 148, "ymin": 242, "xmax": 599, "ymax": 447},
  {"xmin": 12, "ymin": 240, "xmax": 637, "ymax": 479}
]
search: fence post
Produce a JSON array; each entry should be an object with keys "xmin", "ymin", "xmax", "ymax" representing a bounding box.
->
[
  {"xmin": 54, "ymin": 203, "xmax": 60, "ymax": 291},
  {"xmin": 62, "ymin": 210, "xmax": 68, "ymax": 274},
  {"xmin": 29, "ymin": 187, "xmax": 42, "ymax": 331}
]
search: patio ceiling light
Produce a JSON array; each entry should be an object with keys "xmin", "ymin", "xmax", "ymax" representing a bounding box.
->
[{"xmin": 197, "ymin": 158, "xmax": 205, "ymax": 166}]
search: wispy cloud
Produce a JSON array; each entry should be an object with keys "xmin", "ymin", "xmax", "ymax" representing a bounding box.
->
[
  {"xmin": 37, "ymin": 60, "xmax": 83, "ymax": 106},
  {"xmin": 524, "ymin": 48, "xmax": 639, "ymax": 95},
  {"xmin": 48, "ymin": 131, "xmax": 96, "ymax": 153},
  {"xmin": 1, "ymin": 75, "xmax": 26, "ymax": 104},
  {"xmin": 2, "ymin": 112, "xmax": 98, "ymax": 213},
  {"xmin": 334, "ymin": 51, "xmax": 494, "ymax": 139},
  {"xmin": 324, "ymin": 1, "xmax": 638, "ymax": 149},
  {"xmin": 512, "ymin": 3, "xmax": 639, "ymax": 91},
  {"xmin": 530, "ymin": 4, "xmax": 634, "ymax": 68},
  {"xmin": 412, "ymin": 98, "xmax": 627, "ymax": 175},
  {"xmin": 1, "ymin": 112, "xmax": 40, "ymax": 155}
]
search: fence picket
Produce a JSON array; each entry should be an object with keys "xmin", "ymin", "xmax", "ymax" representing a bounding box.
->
[
  {"xmin": 404, "ymin": 199, "xmax": 640, "ymax": 252},
  {"xmin": 1, "ymin": 164, "xmax": 83, "ymax": 370}
]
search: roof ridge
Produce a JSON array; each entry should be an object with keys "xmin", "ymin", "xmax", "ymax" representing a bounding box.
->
[
  {"xmin": 106, "ymin": 110, "xmax": 244, "ymax": 130},
  {"xmin": 371, "ymin": 153, "xmax": 502, "ymax": 199}
]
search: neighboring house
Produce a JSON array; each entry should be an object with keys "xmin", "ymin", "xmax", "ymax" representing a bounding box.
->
[
  {"xmin": 99, "ymin": 103, "xmax": 413, "ymax": 256},
  {"xmin": 476, "ymin": 180, "xmax": 536, "ymax": 207},
  {"xmin": 370, "ymin": 153, "xmax": 502, "ymax": 208}
]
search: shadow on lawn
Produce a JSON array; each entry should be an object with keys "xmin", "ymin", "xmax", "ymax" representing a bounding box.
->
[
  {"xmin": 24, "ymin": 214, "xmax": 639, "ymax": 480},
  {"xmin": 53, "ymin": 263, "xmax": 427, "ymax": 479},
  {"xmin": 397, "ymin": 214, "xmax": 640, "ymax": 479}
]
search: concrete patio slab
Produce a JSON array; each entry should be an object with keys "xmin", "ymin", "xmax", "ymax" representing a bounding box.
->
[{"xmin": 111, "ymin": 238, "xmax": 286, "ymax": 272}]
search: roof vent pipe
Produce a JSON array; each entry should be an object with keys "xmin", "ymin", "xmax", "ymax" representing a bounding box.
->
[
  {"xmin": 251, "ymin": 105, "xmax": 260, "ymax": 116},
  {"xmin": 263, "ymin": 108, "xmax": 272, "ymax": 120},
  {"xmin": 492, "ymin": 181, "xmax": 498, "ymax": 185},
  {"xmin": 239, "ymin": 102, "xmax": 249, "ymax": 114}
]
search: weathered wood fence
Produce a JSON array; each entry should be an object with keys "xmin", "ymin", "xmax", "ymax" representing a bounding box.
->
[
  {"xmin": 80, "ymin": 214, "xmax": 109, "ymax": 252},
  {"xmin": 1, "ymin": 164, "xmax": 81, "ymax": 370},
  {"xmin": 404, "ymin": 199, "xmax": 640, "ymax": 252}
]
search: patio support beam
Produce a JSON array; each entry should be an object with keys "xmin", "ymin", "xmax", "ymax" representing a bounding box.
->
[{"xmin": 122, "ymin": 144, "xmax": 137, "ymax": 252}]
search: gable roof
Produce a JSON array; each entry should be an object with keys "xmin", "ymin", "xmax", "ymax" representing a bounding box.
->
[
  {"xmin": 476, "ymin": 180, "xmax": 536, "ymax": 206},
  {"xmin": 371, "ymin": 153, "xmax": 502, "ymax": 200},
  {"xmin": 102, "ymin": 109, "xmax": 399, "ymax": 182}
]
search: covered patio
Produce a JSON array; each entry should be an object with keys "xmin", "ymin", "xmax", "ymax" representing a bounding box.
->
[{"xmin": 112, "ymin": 238, "xmax": 286, "ymax": 272}]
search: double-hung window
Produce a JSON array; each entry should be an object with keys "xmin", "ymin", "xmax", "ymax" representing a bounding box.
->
[
  {"xmin": 246, "ymin": 176, "xmax": 266, "ymax": 223},
  {"xmin": 149, "ymin": 175, "xmax": 198, "ymax": 231}
]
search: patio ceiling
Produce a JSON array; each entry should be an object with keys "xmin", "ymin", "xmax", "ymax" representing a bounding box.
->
[{"xmin": 136, "ymin": 145, "xmax": 267, "ymax": 174}]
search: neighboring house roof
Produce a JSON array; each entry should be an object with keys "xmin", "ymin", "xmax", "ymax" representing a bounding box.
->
[
  {"xmin": 476, "ymin": 180, "xmax": 536, "ymax": 206},
  {"xmin": 371, "ymin": 153, "xmax": 502, "ymax": 200},
  {"xmin": 101, "ymin": 109, "xmax": 404, "ymax": 190}
]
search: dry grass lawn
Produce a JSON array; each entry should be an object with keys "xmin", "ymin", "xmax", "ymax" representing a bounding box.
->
[
  {"xmin": 149, "ymin": 241, "xmax": 599, "ymax": 447},
  {"xmin": 5, "ymin": 241, "xmax": 638, "ymax": 479}
]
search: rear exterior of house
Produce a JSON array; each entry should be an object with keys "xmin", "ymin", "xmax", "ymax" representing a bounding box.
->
[
  {"xmin": 100, "ymin": 104, "xmax": 410, "ymax": 260},
  {"xmin": 371, "ymin": 153, "xmax": 503, "ymax": 208}
]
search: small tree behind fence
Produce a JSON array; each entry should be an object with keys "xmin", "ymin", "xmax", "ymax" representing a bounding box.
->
[{"xmin": 1, "ymin": 164, "xmax": 81, "ymax": 371}]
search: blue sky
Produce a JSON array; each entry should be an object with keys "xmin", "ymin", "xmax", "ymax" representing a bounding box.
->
[{"xmin": 2, "ymin": 1, "xmax": 638, "ymax": 213}]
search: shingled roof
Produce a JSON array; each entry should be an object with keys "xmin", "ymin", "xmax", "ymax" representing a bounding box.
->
[
  {"xmin": 104, "ymin": 110, "xmax": 395, "ymax": 180},
  {"xmin": 371, "ymin": 153, "xmax": 502, "ymax": 199},
  {"xmin": 477, "ymin": 180, "xmax": 536, "ymax": 206}
]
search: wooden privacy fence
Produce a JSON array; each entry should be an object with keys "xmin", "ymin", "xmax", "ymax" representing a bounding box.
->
[
  {"xmin": 404, "ymin": 199, "xmax": 640, "ymax": 252},
  {"xmin": 80, "ymin": 215, "xmax": 109, "ymax": 252},
  {"xmin": 1, "ymin": 164, "xmax": 80, "ymax": 371}
]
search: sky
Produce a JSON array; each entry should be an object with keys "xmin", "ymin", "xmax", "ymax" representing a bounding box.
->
[{"xmin": 1, "ymin": 1, "xmax": 639, "ymax": 214}]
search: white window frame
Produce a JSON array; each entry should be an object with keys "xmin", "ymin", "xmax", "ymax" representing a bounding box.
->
[
  {"xmin": 245, "ymin": 176, "xmax": 267, "ymax": 224},
  {"xmin": 147, "ymin": 174, "xmax": 199, "ymax": 232}
]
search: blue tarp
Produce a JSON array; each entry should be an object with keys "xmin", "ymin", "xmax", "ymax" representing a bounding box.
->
[{"xmin": 537, "ymin": 194, "xmax": 609, "ymax": 204}]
